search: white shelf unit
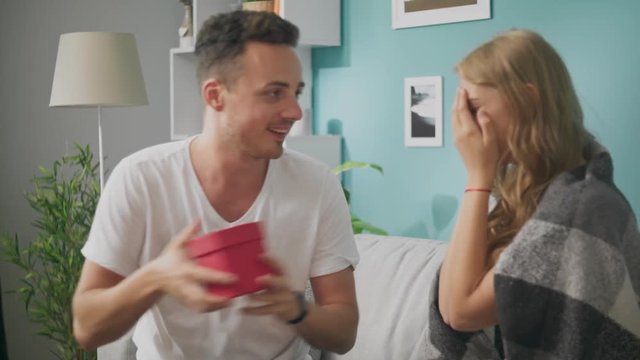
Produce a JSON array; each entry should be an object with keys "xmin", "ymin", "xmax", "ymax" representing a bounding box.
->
[
  {"xmin": 170, "ymin": 0, "xmax": 341, "ymax": 140},
  {"xmin": 170, "ymin": 48, "xmax": 199, "ymax": 140}
]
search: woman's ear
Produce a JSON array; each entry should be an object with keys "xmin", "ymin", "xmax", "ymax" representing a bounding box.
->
[
  {"xmin": 525, "ymin": 83, "xmax": 539, "ymax": 104},
  {"xmin": 202, "ymin": 78, "xmax": 224, "ymax": 111}
]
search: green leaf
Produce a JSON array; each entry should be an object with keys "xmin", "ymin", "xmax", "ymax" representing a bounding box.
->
[
  {"xmin": 333, "ymin": 161, "xmax": 387, "ymax": 235},
  {"xmin": 352, "ymin": 218, "xmax": 388, "ymax": 235},
  {"xmin": 350, "ymin": 214, "xmax": 387, "ymax": 235},
  {"xmin": 0, "ymin": 144, "xmax": 99, "ymax": 358},
  {"xmin": 331, "ymin": 161, "xmax": 384, "ymax": 175}
]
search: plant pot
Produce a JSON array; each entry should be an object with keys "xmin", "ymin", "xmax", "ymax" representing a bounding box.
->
[{"xmin": 242, "ymin": 1, "xmax": 275, "ymax": 13}]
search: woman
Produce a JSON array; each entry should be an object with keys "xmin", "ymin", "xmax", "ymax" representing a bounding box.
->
[{"xmin": 436, "ymin": 29, "xmax": 640, "ymax": 359}]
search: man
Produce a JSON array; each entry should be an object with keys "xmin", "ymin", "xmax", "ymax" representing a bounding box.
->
[{"xmin": 72, "ymin": 10, "xmax": 359, "ymax": 359}]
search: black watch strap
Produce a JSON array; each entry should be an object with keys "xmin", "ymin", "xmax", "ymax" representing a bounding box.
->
[{"xmin": 287, "ymin": 291, "xmax": 308, "ymax": 325}]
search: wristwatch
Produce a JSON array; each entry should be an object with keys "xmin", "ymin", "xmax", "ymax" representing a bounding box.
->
[{"xmin": 287, "ymin": 291, "xmax": 308, "ymax": 325}]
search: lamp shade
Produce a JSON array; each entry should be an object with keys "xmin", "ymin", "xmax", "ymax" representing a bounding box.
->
[{"xmin": 50, "ymin": 32, "xmax": 148, "ymax": 107}]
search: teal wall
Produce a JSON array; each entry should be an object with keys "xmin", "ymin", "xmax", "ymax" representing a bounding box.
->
[{"xmin": 312, "ymin": 0, "xmax": 640, "ymax": 240}]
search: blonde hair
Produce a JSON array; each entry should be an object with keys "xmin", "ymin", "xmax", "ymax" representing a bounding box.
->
[{"xmin": 456, "ymin": 29, "xmax": 587, "ymax": 256}]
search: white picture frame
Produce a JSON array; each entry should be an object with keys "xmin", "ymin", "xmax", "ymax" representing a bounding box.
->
[
  {"xmin": 404, "ymin": 76, "xmax": 443, "ymax": 147},
  {"xmin": 392, "ymin": 0, "xmax": 491, "ymax": 29}
]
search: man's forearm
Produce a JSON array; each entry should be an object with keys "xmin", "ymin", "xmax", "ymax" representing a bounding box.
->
[
  {"xmin": 73, "ymin": 265, "xmax": 163, "ymax": 350},
  {"xmin": 295, "ymin": 302, "xmax": 358, "ymax": 354}
]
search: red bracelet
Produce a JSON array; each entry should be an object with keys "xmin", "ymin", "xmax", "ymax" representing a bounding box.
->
[{"xmin": 464, "ymin": 188, "xmax": 491, "ymax": 193}]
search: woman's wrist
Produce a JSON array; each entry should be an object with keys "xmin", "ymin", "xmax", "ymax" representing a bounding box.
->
[{"xmin": 464, "ymin": 188, "xmax": 491, "ymax": 194}]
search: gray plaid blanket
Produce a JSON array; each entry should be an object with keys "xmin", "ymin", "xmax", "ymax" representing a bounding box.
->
[{"xmin": 426, "ymin": 140, "xmax": 640, "ymax": 359}]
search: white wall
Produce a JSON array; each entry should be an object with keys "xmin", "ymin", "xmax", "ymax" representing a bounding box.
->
[{"xmin": 0, "ymin": 1, "xmax": 183, "ymax": 358}]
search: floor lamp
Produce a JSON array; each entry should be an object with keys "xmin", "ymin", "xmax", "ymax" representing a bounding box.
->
[{"xmin": 49, "ymin": 32, "xmax": 148, "ymax": 190}]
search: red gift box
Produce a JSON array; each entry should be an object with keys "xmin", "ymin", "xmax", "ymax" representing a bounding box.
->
[{"xmin": 185, "ymin": 221, "xmax": 272, "ymax": 299}]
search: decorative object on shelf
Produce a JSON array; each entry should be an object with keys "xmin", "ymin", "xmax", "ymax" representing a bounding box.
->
[
  {"xmin": 392, "ymin": 0, "xmax": 491, "ymax": 29},
  {"xmin": 242, "ymin": 0, "xmax": 276, "ymax": 13},
  {"xmin": 0, "ymin": 144, "xmax": 100, "ymax": 360},
  {"xmin": 332, "ymin": 161, "xmax": 388, "ymax": 235},
  {"xmin": 50, "ymin": 32, "xmax": 148, "ymax": 190},
  {"xmin": 404, "ymin": 75, "xmax": 443, "ymax": 147},
  {"xmin": 178, "ymin": 0, "xmax": 194, "ymax": 49}
]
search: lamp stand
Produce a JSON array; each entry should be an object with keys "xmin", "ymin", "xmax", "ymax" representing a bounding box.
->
[{"xmin": 97, "ymin": 105, "xmax": 104, "ymax": 191}]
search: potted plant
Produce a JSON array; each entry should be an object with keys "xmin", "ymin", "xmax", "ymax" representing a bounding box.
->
[
  {"xmin": 1, "ymin": 144, "xmax": 100, "ymax": 360},
  {"xmin": 332, "ymin": 161, "xmax": 388, "ymax": 235}
]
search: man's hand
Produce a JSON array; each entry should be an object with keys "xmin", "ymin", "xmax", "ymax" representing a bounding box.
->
[
  {"xmin": 242, "ymin": 255, "xmax": 302, "ymax": 323},
  {"xmin": 151, "ymin": 219, "xmax": 238, "ymax": 312}
]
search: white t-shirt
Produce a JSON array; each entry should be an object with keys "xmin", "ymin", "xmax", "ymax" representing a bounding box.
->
[{"xmin": 82, "ymin": 137, "xmax": 359, "ymax": 360}]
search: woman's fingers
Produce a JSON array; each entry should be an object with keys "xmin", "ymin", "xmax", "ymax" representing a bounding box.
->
[
  {"xmin": 454, "ymin": 88, "xmax": 479, "ymax": 132},
  {"xmin": 452, "ymin": 88, "xmax": 462, "ymax": 130},
  {"xmin": 477, "ymin": 110, "xmax": 496, "ymax": 145}
]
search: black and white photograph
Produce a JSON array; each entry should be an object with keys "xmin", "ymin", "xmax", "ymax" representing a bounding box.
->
[
  {"xmin": 404, "ymin": 76, "xmax": 443, "ymax": 147},
  {"xmin": 392, "ymin": 0, "xmax": 491, "ymax": 29}
]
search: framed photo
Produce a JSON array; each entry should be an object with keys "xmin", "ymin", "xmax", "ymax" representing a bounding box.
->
[
  {"xmin": 392, "ymin": 0, "xmax": 491, "ymax": 29},
  {"xmin": 404, "ymin": 76, "xmax": 443, "ymax": 147}
]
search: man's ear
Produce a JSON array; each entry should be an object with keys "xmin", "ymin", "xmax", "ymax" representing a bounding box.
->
[{"xmin": 202, "ymin": 78, "xmax": 225, "ymax": 111}]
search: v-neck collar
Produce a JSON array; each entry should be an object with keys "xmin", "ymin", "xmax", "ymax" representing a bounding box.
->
[{"xmin": 184, "ymin": 136, "xmax": 273, "ymax": 227}]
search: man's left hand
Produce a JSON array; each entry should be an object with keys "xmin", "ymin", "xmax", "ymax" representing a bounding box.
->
[{"xmin": 242, "ymin": 255, "xmax": 303, "ymax": 323}]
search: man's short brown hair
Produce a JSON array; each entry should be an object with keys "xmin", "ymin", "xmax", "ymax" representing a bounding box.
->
[{"xmin": 195, "ymin": 10, "xmax": 299, "ymax": 85}]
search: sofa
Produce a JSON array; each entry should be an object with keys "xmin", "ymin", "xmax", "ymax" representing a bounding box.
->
[{"xmin": 98, "ymin": 234, "xmax": 448, "ymax": 359}]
